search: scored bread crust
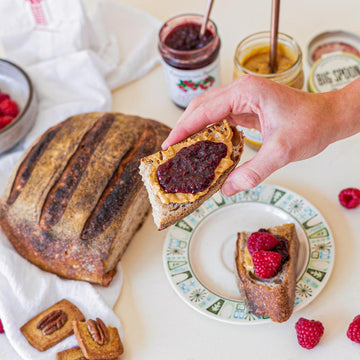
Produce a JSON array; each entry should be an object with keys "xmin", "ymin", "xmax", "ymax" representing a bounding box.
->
[
  {"xmin": 234, "ymin": 223, "xmax": 299, "ymax": 323},
  {"xmin": 0, "ymin": 113, "xmax": 171, "ymax": 285},
  {"xmin": 139, "ymin": 121, "xmax": 244, "ymax": 230}
]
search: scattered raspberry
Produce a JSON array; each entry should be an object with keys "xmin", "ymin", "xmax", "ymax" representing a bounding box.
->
[
  {"xmin": 295, "ymin": 317, "xmax": 324, "ymax": 349},
  {"xmin": 252, "ymin": 250, "xmax": 281, "ymax": 279},
  {"xmin": 0, "ymin": 319, "xmax": 4, "ymax": 334},
  {"xmin": 0, "ymin": 99, "xmax": 19, "ymax": 117},
  {"xmin": 0, "ymin": 115, "xmax": 14, "ymax": 130},
  {"xmin": 247, "ymin": 232, "xmax": 279, "ymax": 254},
  {"xmin": 0, "ymin": 93, "xmax": 10, "ymax": 103},
  {"xmin": 338, "ymin": 188, "xmax": 360, "ymax": 209},
  {"xmin": 347, "ymin": 315, "xmax": 360, "ymax": 343}
]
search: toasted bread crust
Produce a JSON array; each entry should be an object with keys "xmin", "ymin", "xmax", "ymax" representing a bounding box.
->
[
  {"xmin": 234, "ymin": 224, "xmax": 299, "ymax": 323},
  {"xmin": 0, "ymin": 113, "xmax": 171, "ymax": 285},
  {"xmin": 139, "ymin": 120, "xmax": 244, "ymax": 230}
]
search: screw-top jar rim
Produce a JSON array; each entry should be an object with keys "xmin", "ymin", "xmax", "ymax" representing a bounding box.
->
[
  {"xmin": 159, "ymin": 13, "xmax": 220, "ymax": 59},
  {"xmin": 234, "ymin": 30, "xmax": 303, "ymax": 80}
]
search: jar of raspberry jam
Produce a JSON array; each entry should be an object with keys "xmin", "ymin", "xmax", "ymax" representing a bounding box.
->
[{"xmin": 159, "ymin": 14, "xmax": 221, "ymax": 108}]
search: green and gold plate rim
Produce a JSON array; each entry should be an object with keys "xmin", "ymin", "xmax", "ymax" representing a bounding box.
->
[{"xmin": 163, "ymin": 183, "xmax": 335, "ymax": 324}]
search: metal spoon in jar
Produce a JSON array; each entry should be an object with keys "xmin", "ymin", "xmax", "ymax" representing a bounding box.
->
[
  {"xmin": 200, "ymin": 0, "xmax": 215, "ymax": 39},
  {"xmin": 269, "ymin": 0, "xmax": 280, "ymax": 73}
]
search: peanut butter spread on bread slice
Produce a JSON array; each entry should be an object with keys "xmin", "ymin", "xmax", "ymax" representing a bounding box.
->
[
  {"xmin": 147, "ymin": 120, "xmax": 234, "ymax": 204},
  {"xmin": 243, "ymin": 246, "xmax": 254, "ymax": 272}
]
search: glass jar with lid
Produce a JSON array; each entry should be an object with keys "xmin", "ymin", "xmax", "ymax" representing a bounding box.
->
[
  {"xmin": 159, "ymin": 14, "xmax": 221, "ymax": 109},
  {"xmin": 233, "ymin": 31, "xmax": 304, "ymax": 150}
]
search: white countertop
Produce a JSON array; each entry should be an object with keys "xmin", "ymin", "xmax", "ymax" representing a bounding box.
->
[
  {"xmin": 0, "ymin": 0, "xmax": 359, "ymax": 359},
  {"xmin": 110, "ymin": 0, "xmax": 360, "ymax": 359}
]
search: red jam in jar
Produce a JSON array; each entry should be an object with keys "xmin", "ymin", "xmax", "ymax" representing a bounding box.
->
[
  {"xmin": 156, "ymin": 140, "xmax": 227, "ymax": 193},
  {"xmin": 164, "ymin": 23, "xmax": 214, "ymax": 51},
  {"xmin": 159, "ymin": 14, "xmax": 221, "ymax": 108}
]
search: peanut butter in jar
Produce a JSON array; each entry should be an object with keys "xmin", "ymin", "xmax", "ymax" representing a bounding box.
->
[{"xmin": 233, "ymin": 31, "xmax": 304, "ymax": 150}]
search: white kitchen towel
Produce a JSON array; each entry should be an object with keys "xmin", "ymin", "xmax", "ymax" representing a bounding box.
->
[{"xmin": 0, "ymin": 0, "xmax": 161, "ymax": 359}]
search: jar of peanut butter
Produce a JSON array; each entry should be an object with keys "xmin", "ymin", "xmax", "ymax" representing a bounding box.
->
[{"xmin": 233, "ymin": 31, "xmax": 304, "ymax": 150}]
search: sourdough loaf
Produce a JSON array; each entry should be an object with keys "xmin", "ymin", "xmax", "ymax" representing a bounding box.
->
[
  {"xmin": 234, "ymin": 224, "xmax": 299, "ymax": 323},
  {"xmin": 0, "ymin": 113, "xmax": 170, "ymax": 285},
  {"xmin": 139, "ymin": 120, "xmax": 244, "ymax": 230}
]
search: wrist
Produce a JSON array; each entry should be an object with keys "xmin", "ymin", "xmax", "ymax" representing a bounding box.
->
[{"xmin": 326, "ymin": 78, "xmax": 360, "ymax": 142}]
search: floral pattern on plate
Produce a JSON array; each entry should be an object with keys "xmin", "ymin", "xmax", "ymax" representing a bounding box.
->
[{"xmin": 163, "ymin": 183, "xmax": 335, "ymax": 324}]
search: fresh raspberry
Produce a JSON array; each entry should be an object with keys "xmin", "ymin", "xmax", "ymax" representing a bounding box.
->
[
  {"xmin": 0, "ymin": 93, "xmax": 10, "ymax": 103},
  {"xmin": 338, "ymin": 188, "xmax": 360, "ymax": 209},
  {"xmin": 0, "ymin": 99, "xmax": 19, "ymax": 117},
  {"xmin": 247, "ymin": 232, "xmax": 279, "ymax": 254},
  {"xmin": 252, "ymin": 250, "xmax": 282, "ymax": 279},
  {"xmin": 0, "ymin": 115, "xmax": 14, "ymax": 130},
  {"xmin": 0, "ymin": 319, "xmax": 4, "ymax": 334},
  {"xmin": 347, "ymin": 315, "xmax": 360, "ymax": 343},
  {"xmin": 295, "ymin": 317, "xmax": 324, "ymax": 349}
]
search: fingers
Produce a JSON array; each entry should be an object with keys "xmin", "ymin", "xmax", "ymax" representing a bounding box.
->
[
  {"xmin": 227, "ymin": 113, "xmax": 261, "ymax": 131},
  {"xmin": 162, "ymin": 84, "xmax": 234, "ymax": 149},
  {"xmin": 221, "ymin": 140, "xmax": 289, "ymax": 196},
  {"xmin": 162, "ymin": 76, "xmax": 261, "ymax": 149}
]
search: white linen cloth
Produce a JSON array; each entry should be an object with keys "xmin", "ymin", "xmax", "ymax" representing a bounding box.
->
[{"xmin": 0, "ymin": 0, "xmax": 161, "ymax": 358}]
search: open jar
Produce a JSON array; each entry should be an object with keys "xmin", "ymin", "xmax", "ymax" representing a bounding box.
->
[
  {"xmin": 159, "ymin": 14, "xmax": 221, "ymax": 109},
  {"xmin": 233, "ymin": 31, "xmax": 304, "ymax": 150}
]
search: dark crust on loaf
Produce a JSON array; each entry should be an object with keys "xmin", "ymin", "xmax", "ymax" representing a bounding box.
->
[
  {"xmin": 81, "ymin": 124, "xmax": 157, "ymax": 239},
  {"xmin": 7, "ymin": 126, "xmax": 60, "ymax": 205},
  {"xmin": 0, "ymin": 113, "xmax": 171, "ymax": 285},
  {"xmin": 40, "ymin": 113, "xmax": 115, "ymax": 229},
  {"xmin": 234, "ymin": 224, "xmax": 299, "ymax": 323}
]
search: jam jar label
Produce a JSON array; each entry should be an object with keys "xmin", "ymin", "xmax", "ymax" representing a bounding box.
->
[{"xmin": 161, "ymin": 58, "xmax": 220, "ymax": 108}]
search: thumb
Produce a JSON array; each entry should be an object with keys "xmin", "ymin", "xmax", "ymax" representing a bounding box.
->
[{"xmin": 221, "ymin": 142, "xmax": 286, "ymax": 196}]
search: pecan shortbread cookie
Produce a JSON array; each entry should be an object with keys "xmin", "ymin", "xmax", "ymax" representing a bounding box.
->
[
  {"xmin": 73, "ymin": 318, "xmax": 123, "ymax": 359},
  {"xmin": 21, "ymin": 299, "xmax": 85, "ymax": 351}
]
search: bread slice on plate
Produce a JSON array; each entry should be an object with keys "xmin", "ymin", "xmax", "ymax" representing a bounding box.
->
[
  {"xmin": 234, "ymin": 223, "xmax": 299, "ymax": 323},
  {"xmin": 139, "ymin": 120, "xmax": 244, "ymax": 230}
]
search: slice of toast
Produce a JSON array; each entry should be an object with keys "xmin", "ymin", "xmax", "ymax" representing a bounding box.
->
[
  {"xmin": 139, "ymin": 120, "xmax": 244, "ymax": 230},
  {"xmin": 234, "ymin": 223, "xmax": 299, "ymax": 323}
]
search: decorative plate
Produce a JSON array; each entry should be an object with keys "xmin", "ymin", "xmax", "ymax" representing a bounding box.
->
[{"xmin": 163, "ymin": 183, "xmax": 335, "ymax": 324}]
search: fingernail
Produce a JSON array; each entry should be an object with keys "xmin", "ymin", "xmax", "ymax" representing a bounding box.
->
[
  {"xmin": 161, "ymin": 140, "xmax": 168, "ymax": 150},
  {"xmin": 222, "ymin": 180, "xmax": 237, "ymax": 197}
]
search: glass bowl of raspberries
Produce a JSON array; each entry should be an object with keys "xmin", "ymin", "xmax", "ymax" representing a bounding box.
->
[{"xmin": 0, "ymin": 59, "xmax": 38, "ymax": 154}]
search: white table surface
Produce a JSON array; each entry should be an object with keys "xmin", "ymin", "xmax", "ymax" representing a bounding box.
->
[
  {"xmin": 109, "ymin": 0, "xmax": 360, "ymax": 359},
  {"xmin": 1, "ymin": 0, "xmax": 359, "ymax": 359}
]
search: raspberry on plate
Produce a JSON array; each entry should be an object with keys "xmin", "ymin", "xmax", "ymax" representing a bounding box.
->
[
  {"xmin": 0, "ymin": 319, "xmax": 4, "ymax": 334},
  {"xmin": 252, "ymin": 250, "xmax": 282, "ymax": 279},
  {"xmin": 0, "ymin": 93, "xmax": 10, "ymax": 103},
  {"xmin": 247, "ymin": 231, "xmax": 279, "ymax": 254},
  {"xmin": 338, "ymin": 188, "xmax": 360, "ymax": 209},
  {"xmin": 295, "ymin": 317, "xmax": 324, "ymax": 349},
  {"xmin": 347, "ymin": 315, "xmax": 360, "ymax": 343},
  {"xmin": 0, "ymin": 115, "xmax": 14, "ymax": 130},
  {"xmin": 0, "ymin": 99, "xmax": 19, "ymax": 117}
]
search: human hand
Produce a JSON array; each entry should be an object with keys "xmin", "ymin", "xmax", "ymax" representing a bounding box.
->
[{"xmin": 162, "ymin": 75, "xmax": 354, "ymax": 196}]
